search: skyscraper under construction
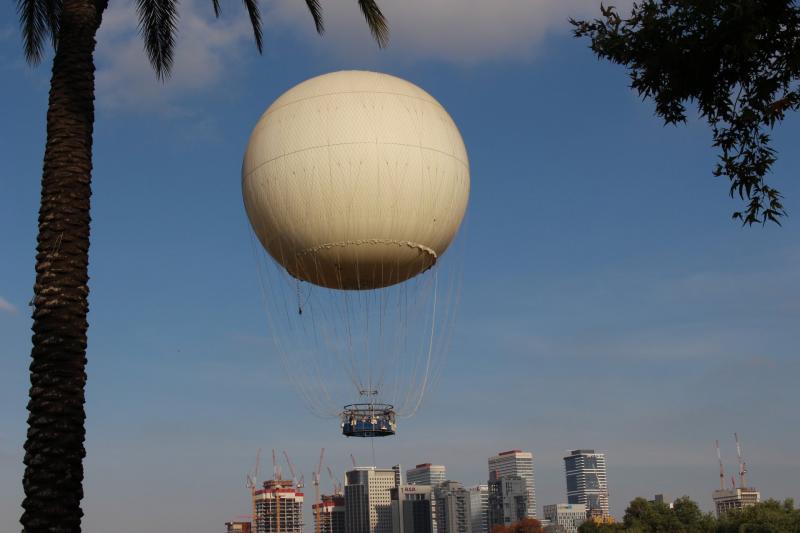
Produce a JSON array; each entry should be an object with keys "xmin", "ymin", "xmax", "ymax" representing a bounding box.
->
[
  {"xmin": 254, "ymin": 479, "xmax": 304, "ymax": 533},
  {"xmin": 314, "ymin": 494, "xmax": 346, "ymax": 533}
]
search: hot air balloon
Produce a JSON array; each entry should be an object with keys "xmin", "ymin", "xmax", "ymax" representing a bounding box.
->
[{"xmin": 242, "ymin": 71, "xmax": 469, "ymax": 437}]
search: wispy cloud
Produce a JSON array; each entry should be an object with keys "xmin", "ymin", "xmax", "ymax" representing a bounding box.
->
[
  {"xmin": 94, "ymin": 0, "xmax": 254, "ymax": 111},
  {"xmin": 0, "ymin": 296, "xmax": 18, "ymax": 314},
  {"xmin": 267, "ymin": 0, "xmax": 633, "ymax": 64}
]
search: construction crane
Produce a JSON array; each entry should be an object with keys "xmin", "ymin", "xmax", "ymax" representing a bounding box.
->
[
  {"xmin": 313, "ymin": 448, "xmax": 325, "ymax": 533},
  {"xmin": 327, "ymin": 466, "xmax": 343, "ymax": 495},
  {"xmin": 735, "ymin": 433, "xmax": 748, "ymax": 488},
  {"xmin": 245, "ymin": 449, "xmax": 261, "ymax": 532},
  {"xmin": 350, "ymin": 454, "xmax": 357, "ymax": 468},
  {"xmin": 283, "ymin": 450, "xmax": 302, "ymax": 488},
  {"xmin": 715, "ymin": 440, "xmax": 725, "ymax": 490},
  {"xmin": 272, "ymin": 449, "xmax": 282, "ymax": 481}
]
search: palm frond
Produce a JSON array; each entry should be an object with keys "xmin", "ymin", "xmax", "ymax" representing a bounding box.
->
[
  {"xmin": 357, "ymin": 0, "xmax": 388, "ymax": 48},
  {"xmin": 136, "ymin": 0, "xmax": 179, "ymax": 79},
  {"xmin": 43, "ymin": 0, "xmax": 61, "ymax": 51},
  {"xmin": 242, "ymin": 0, "xmax": 263, "ymax": 53},
  {"xmin": 17, "ymin": 0, "xmax": 61, "ymax": 64},
  {"xmin": 304, "ymin": 0, "xmax": 324, "ymax": 35},
  {"xmin": 212, "ymin": 0, "xmax": 221, "ymax": 18}
]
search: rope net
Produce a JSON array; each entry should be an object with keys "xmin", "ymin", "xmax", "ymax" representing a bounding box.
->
[{"xmin": 251, "ymin": 231, "xmax": 463, "ymax": 421}]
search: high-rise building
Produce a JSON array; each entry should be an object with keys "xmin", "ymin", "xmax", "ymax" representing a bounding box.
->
[
  {"xmin": 314, "ymin": 494, "xmax": 346, "ymax": 533},
  {"xmin": 563, "ymin": 450, "xmax": 609, "ymax": 518},
  {"xmin": 391, "ymin": 484, "xmax": 434, "ymax": 533},
  {"xmin": 393, "ymin": 465, "xmax": 404, "ymax": 488},
  {"xmin": 468, "ymin": 485, "xmax": 489, "ymax": 533},
  {"xmin": 253, "ymin": 479, "xmax": 304, "ymax": 533},
  {"xmin": 488, "ymin": 475, "xmax": 528, "ymax": 527},
  {"xmin": 407, "ymin": 464, "xmax": 447, "ymax": 486},
  {"xmin": 488, "ymin": 450, "xmax": 536, "ymax": 518},
  {"xmin": 407, "ymin": 463, "xmax": 447, "ymax": 533},
  {"xmin": 345, "ymin": 467, "xmax": 399, "ymax": 533},
  {"xmin": 434, "ymin": 481, "xmax": 472, "ymax": 533},
  {"xmin": 542, "ymin": 504, "xmax": 586, "ymax": 533},
  {"xmin": 225, "ymin": 522, "xmax": 252, "ymax": 533},
  {"xmin": 712, "ymin": 488, "xmax": 760, "ymax": 517}
]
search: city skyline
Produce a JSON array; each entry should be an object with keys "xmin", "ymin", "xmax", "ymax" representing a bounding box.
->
[
  {"xmin": 223, "ymin": 439, "xmax": 777, "ymax": 532},
  {"xmin": 2, "ymin": 0, "xmax": 799, "ymax": 532}
]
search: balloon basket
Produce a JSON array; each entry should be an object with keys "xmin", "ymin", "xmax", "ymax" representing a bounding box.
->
[{"xmin": 340, "ymin": 404, "xmax": 396, "ymax": 437}]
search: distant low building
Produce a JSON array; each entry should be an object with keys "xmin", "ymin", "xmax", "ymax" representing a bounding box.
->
[
  {"xmin": 225, "ymin": 522, "xmax": 252, "ymax": 533},
  {"xmin": 585, "ymin": 515, "xmax": 616, "ymax": 526},
  {"xmin": 712, "ymin": 488, "xmax": 760, "ymax": 518},
  {"xmin": 543, "ymin": 504, "xmax": 586, "ymax": 533},
  {"xmin": 649, "ymin": 494, "xmax": 673, "ymax": 509}
]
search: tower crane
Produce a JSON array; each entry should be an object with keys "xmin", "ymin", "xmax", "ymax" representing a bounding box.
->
[
  {"xmin": 283, "ymin": 450, "xmax": 302, "ymax": 488},
  {"xmin": 245, "ymin": 449, "xmax": 261, "ymax": 531},
  {"xmin": 715, "ymin": 440, "xmax": 725, "ymax": 490},
  {"xmin": 735, "ymin": 433, "xmax": 748, "ymax": 488},
  {"xmin": 272, "ymin": 449, "xmax": 282, "ymax": 481},
  {"xmin": 313, "ymin": 448, "xmax": 325, "ymax": 533},
  {"xmin": 327, "ymin": 466, "xmax": 343, "ymax": 495}
]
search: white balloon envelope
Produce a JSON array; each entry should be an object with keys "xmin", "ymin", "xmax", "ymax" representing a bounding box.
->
[
  {"xmin": 242, "ymin": 70, "xmax": 469, "ymax": 290},
  {"xmin": 242, "ymin": 71, "xmax": 469, "ymax": 432}
]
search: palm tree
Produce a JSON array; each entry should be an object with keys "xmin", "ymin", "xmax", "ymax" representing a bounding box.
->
[{"xmin": 16, "ymin": 0, "xmax": 388, "ymax": 530}]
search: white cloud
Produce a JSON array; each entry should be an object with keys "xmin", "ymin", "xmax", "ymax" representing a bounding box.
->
[
  {"xmin": 267, "ymin": 0, "xmax": 631, "ymax": 64},
  {"xmin": 91, "ymin": 0, "xmax": 631, "ymax": 111},
  {"xmin": 0, "ymin": 296, "xmax": 18, "ymax": 314},
  {"xmin": 95, "ymin": 0, "xmax": 253, "ymax": 111}
]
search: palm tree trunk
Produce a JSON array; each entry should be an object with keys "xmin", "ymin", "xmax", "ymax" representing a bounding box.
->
[{"xmin": 21, "ymin": 0, "xmax": 107, "ymax": 530}]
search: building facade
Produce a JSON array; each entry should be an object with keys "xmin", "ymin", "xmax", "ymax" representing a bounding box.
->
[
  {"xmin": 314, "ymin": 494, "xmax": 346, "ymax": 533},
  {"xmin": 225, "ymin": 522, "xmax": 252, "ymax": 533},
  {"xmin": 253, "ymin": 479, "xmax": 304, "ymax": 533},
  {"xmin": 563, "ymin": 450, "xmax": 609, "ymax": 518},
  {"xmin": 407, "ymin": 464, "xmax": 447, "ymax": 487},
  {"xmin": 434, "ymin": 481, "xmax": 472, "ymax": 533},
  {"xmin": 488, "ymin": 450, "xmax": 536, "ymax": 518},
  {"xmin": 391, "ymin": 484, "xmax": 434, "ymax": 533},
  {"xmin": 712, "ymin": 488, "xmax": 761, "ymax": 517},
  {"xmin": 542, "ymin": 504, "xmax": 586, "ymax": 533},
  {"xmin": 345, "ymin": 467, "xmax": 399, "ymax": 533},
  {"xmin": 488, "ymin": 475, "xmax": 528, "ymax": 527},
  {"xmin": 468, "ymin": 485, "xmax": 489, "ymax": 533}
]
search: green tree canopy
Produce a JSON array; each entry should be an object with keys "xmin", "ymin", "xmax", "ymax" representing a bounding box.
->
[
  {"xmin": 578, "ymin": 497, "xmax": 800, "ymax": 533},
  {"xmin": 715, "ymin": 498, "xmax": 800, "ymax": 532}
]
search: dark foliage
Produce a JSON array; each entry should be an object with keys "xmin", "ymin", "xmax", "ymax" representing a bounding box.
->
[
  {"xmin": 577, "ymin": 497, "xmax": 800, "ymax": 533},
  {"xmin": 572, "ymin": 1, "xmax": 800, "ymax": 225}
]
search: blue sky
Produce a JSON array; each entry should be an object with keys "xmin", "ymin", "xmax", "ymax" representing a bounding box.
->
[{"xmin": 1, "ymin": 1, "xmax": 799, "ymax": 531}]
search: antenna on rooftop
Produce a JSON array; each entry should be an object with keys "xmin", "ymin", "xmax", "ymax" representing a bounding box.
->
[
  {"xmin": 735, "ymin": 433, "xmax": 747, "ymax": 488},
  {"xmin": 715, "ymin": 440, "xmax": 725, "ymax": 490}
]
